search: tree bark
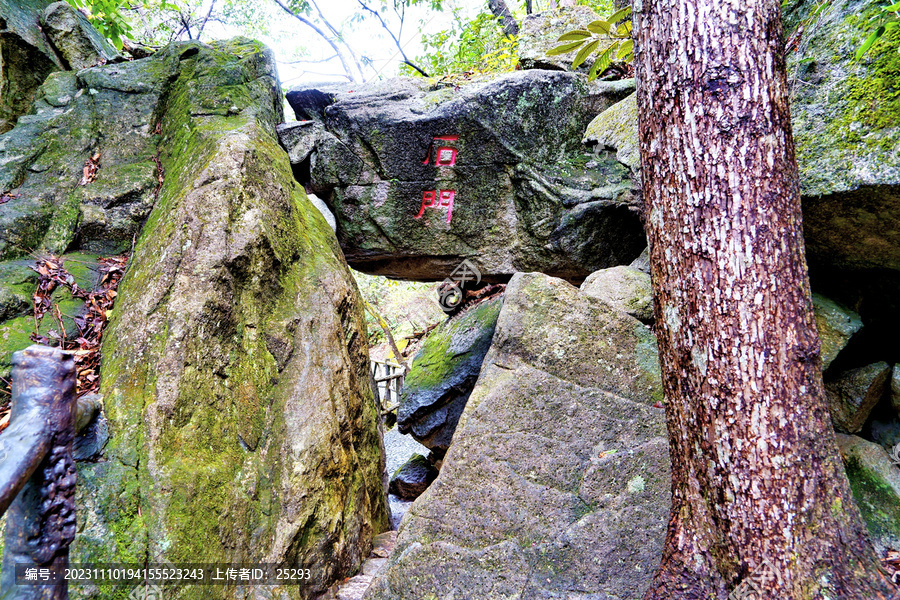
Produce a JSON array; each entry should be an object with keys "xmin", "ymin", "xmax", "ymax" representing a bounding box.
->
[
  {"xmin": 633, "ymin": 1, "xmax": 899, "ymax": 599},
  {"xmin": 487, "ymin": 0, "xmax": 518, "ymax": 37}
]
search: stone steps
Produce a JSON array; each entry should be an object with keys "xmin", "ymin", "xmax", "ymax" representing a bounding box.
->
[{"xmin": 320, "ymin": 531, "xmax": 396, "ymax": 600}]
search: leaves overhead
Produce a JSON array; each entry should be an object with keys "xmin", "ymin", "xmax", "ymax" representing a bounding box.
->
[{"xmin": 548, "ymin": 6, "xmax": 633, "ymax": 80}]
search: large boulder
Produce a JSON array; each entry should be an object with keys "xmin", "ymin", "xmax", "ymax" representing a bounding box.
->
[
  {"xmin": 72, "ymin": 39, "xmax": 390, "ymax": 599},
  {"xmin": 281, "ymin": 71, "xmax": 641, "ymax": 283},
  {"xmin": 0, "ymin": 0, "xmax": 62, "ymax": 132},
  {"xmin": 0, "ymin": 37, "xmax": 389, "ymax": 599},
  {"xmin": 580, "ymin": 264, "xmax": 653, "ymax": 323},
  {"xmin": 366, "ymin": 272, "xmax": 670, "ymax": 600},
  {"xmin": 836, "ymin": 434, "xmax": 900, "ymax": 555},
  {"xmin": 397, "ymin": 296, "xmax": 502, "ymax": 454}
]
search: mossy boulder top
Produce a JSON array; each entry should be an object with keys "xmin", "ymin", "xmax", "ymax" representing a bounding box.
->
[
  {"xmin": 280, "ymin": 70, "xmax": 642, "ymax": 283},
  {"xmin": 397, "ymin": 296, "xmax": 503, "ymax": 453}
]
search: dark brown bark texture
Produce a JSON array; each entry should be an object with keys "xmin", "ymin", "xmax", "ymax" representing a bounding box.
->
[{"xmin": 633, "ymin": 2, "xmax": 899, "ymax": 599}]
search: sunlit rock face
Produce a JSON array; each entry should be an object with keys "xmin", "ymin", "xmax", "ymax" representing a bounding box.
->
[
  {"xmin": 366, "ymin": 272, "xmax": 670, "ymax": 600},
  {"xmin": 281, "ymin": 72, "xmax": 642, "ymax": 284}
]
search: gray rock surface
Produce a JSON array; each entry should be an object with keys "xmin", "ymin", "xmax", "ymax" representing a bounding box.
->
[
  {"xmin": 397, "ymin": 296, "xmax": 502, "ymax": 454},
  {"xmin": 812, "ymin": 293, "xmax": 863, "ymax": 371},
  {"xmin": 282, "ymin": 71, "xmax": 640, "ymax": 283},
  {"xmin": 517, "ymin": 6, "xmax": 602, "ymax": 72},
  {"xmin": 0, "ymin": 0, "xmax": 63, "ymax": 132},
  {"xmin": 41, "ymin": 2, "xmax": 118, "ymax": 70},
  {"xmin": 892, "ymin": 365, "xmax": 900, "ymax": 415},
  {"xmin": 366, "ymin": 272, "xmax": 669, "ymax": 600},
  {"xmin": 580, "ymin": 264, "xmax": 653, "ymax": 322},
  {"xmin": 826, "ymin": 362, "xmax": 892, "ymax": 433}
]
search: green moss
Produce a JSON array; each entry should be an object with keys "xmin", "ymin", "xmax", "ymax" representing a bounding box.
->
[
  {"xmin": 40, "ymin": 190, "xmax": 81, "ymax": 254},
  {"xmin": 828, "ymin": 29, "xmax": 900, "ymax": 152},
  {"xmin": 844, "ymin": 454, "xmax": 900, "ymax": 545},
  {"xmin": 404, "ymin": 298, "xmax": 502, "ymax": 393}
]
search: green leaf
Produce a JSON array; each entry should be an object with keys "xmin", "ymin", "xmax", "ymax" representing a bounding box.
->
[
  {"xmin": 616, "ymin": 38, "xmax": 633, "ymax": 59},
  {"xmin": 589, "ymin": 43, "xmax": 617, "ymax": 81},
  {"xmin": 608, "ymin": 6, "xmax": 632, "ymax": 25},
  {"xmin": 547, "ymin": 40, "xmax": 586, "ymax": 56},
  {"xmin": 885, "ymin": 2, "xmax": 900, "ymax": 10},
  {"xmin": 557, "ymin": 29, "xmax": 592, "ymax": 41},
  {"xmin": 587, "ymin": 20, "xmax": 611, "ymax": 35},
  {"xmin": 856, "ymin": 25, "xmax": 886, "ymax": 59},
  {"xmin": 616, "ymin": 21, "xmax": 633, "ymax": 37},
  {"xmin": 572, "ymin": 39, "xmax": 600, "ymax": 68}
]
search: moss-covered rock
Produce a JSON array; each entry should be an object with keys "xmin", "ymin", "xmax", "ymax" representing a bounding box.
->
[
  {"xmin": 826, "ymin": 362, "xmax": 892, "ymax": 433},
  {"xmin": 583, "ymin": 91, "xmax": 640, "ymax": 172},
  {"xmin": 366, "ymin": 272, "xmax": 669, "ymax": 600},
  {"xmin": 0, "ymin": 0, "xmax": 62, "ymax": 132},
  {"xmin": 70, "ymin": 38, "xmax": 388, "ymax": 600},
  {"xmin": 397, "ymin": 296, "xmax": 502, "ymax": 454},
  {"xmin": 813, "ymin": 293, "xmax": 863, "ymax": 370},
  {"xmin": 836, "ymin": 434, "xmax": 900, "ymax": 555}
]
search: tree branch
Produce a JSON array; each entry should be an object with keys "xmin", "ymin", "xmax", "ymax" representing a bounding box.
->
[
  {"xmin": 197, "ymin": 0, "xmax": 218, "ymax": 39},
  {"xmin": 357, "ymin": 0, "xmax": 430, "ymax": 77},
  {"xmin": 270, "ymin": 0, "xmax": 363, "ymax": 82},
  {"xmin": 487, "ymin": 0, "xmax": 519, "ymax": 37}
]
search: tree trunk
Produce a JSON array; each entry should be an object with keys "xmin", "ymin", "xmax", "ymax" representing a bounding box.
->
[
  {"xmin": 487, "ymin": 0, "xmax": 518, "ymax": 37},
  {"xmin": 632, "ymin": 1, "xmax": 899, "ymax": 599}
]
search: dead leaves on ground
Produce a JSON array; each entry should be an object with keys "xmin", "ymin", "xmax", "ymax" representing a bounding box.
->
[
  {"xmin": 28, "ymin": 254, "xmax": 127, "ymax": 404},
  {"xmin": 0, "ymin": 191, "xmax": 20, "ymax": 205},
  {"xmin": 885, "ymin": 549, "xmax": 900, "ymax": 586},
  {"xmin": 80, "ymin": 150, "xmax": 101, "ymax": 186}
]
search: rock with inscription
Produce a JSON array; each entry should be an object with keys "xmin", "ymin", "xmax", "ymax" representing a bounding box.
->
[
  {"xmin": 398, "ymin": 296, "xmax": 502, "ymax": 455},
  {"xmin": 282, "ymin": 70, "xmax": 640, "ymax": 283},
  {"xmin": 366, "ymin": 272, "xmax": 670, "ymax": 600},
  {"xmin": 826, "ymin": 362, "xmax": 892, "ymax": 433}
]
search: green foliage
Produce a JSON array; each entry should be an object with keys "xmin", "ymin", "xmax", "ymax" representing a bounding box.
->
[
  {"xmin": 547, "ymin": 6, "xmax": 632, "ymax": 80},
  {"xmin": 404, "ymin": 10, "xmax": 519, "ymax": 76},
  {"xmin": 67, "ymin": 0, "xmax": 135, "ymax": 49},
  {"xmin": 856, "ymin": 1, "xmax": 900, "ymax": 58}
]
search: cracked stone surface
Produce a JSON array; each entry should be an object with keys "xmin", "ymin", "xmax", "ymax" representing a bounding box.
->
[{"xmin": 364, "ymin": 271, "xmax": 670, "ymax": 600}]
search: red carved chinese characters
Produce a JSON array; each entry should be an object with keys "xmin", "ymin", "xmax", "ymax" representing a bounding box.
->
[
  {"xmin": 422, "ymin": 135, "xmax": 459, "ymax": 166},
  {"xmin": 415, "ymin": 189, "xmax": 454, "ymax": 223},
  {"xmin": 417, "ymin": 135, "xmax": 459, "ymax": 224}
]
